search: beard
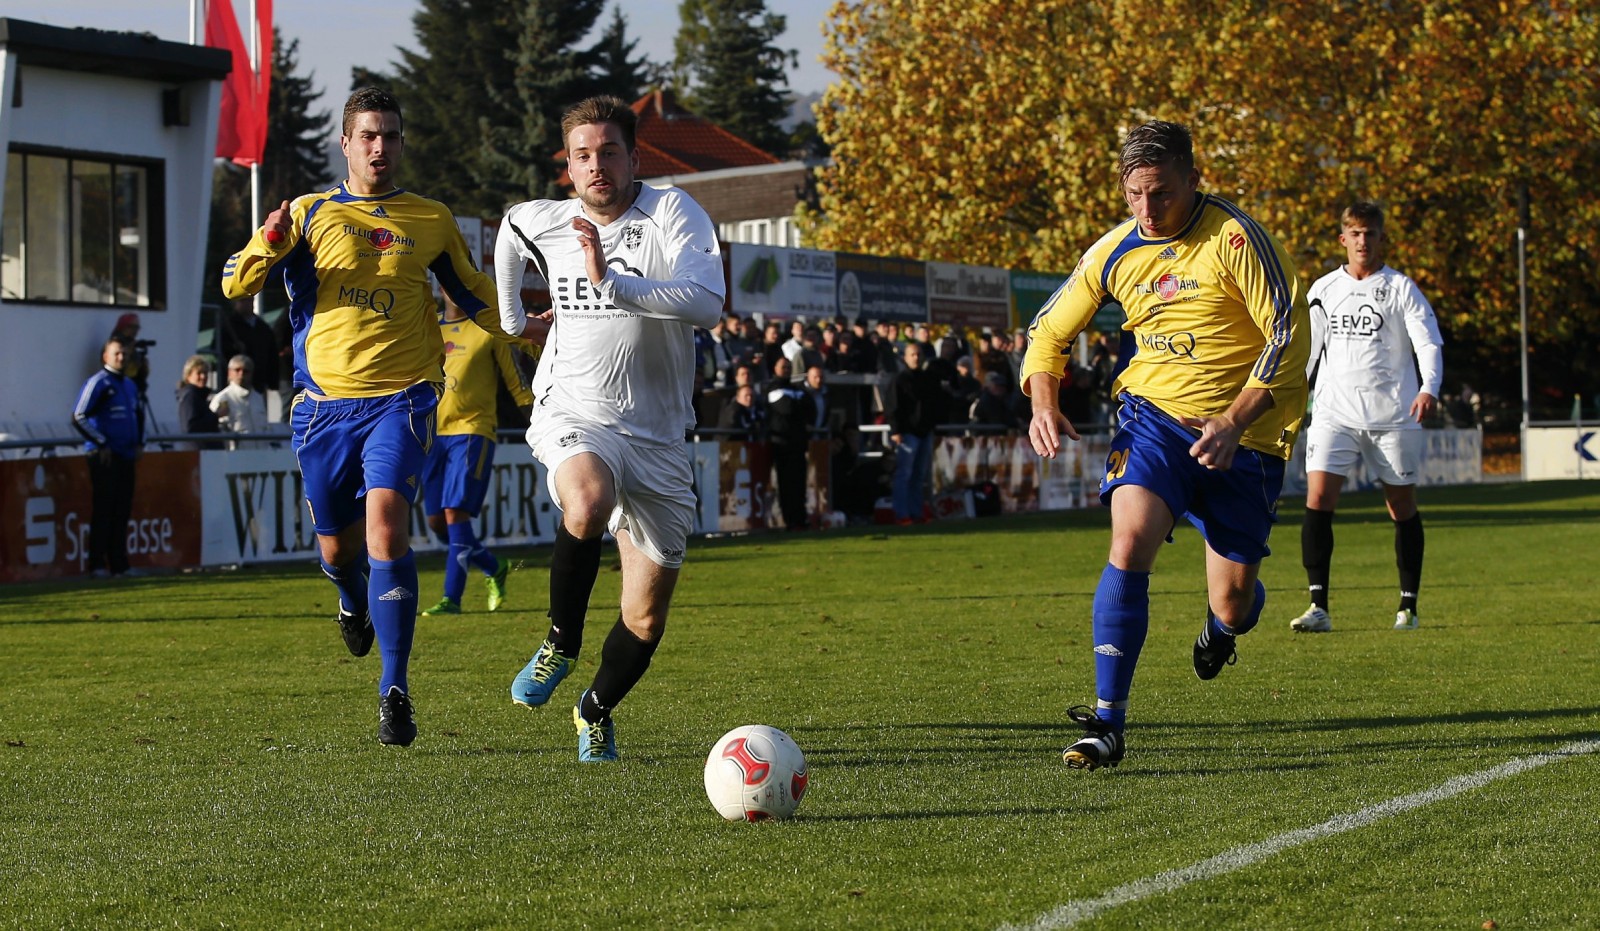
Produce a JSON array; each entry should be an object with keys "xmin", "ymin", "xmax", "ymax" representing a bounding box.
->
[{"xmin": 579, "ymin": 178, "xmax": 629, "ymax": 212}]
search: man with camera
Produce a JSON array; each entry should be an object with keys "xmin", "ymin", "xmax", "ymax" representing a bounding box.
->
[
  {"xmin": 73, "ymin": 339, "xmax": 146, "ymax": 577},
  {"xmin": 109, "ymin": 313, "xmax": 154, "ymax": 395}
]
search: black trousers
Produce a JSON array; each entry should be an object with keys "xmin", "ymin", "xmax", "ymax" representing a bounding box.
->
[
  {"xmin": 771, "ymin": 441, "xmax": 809, "ymax": 530},
  {"xmin": 87, "ymin": 453, "xmax": 137, "ymax": 574}
]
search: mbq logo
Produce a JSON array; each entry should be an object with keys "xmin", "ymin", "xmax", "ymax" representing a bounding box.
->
[
  {"xmin": 1139, "ymin": 331, "xmax": 1198, "ymax": 359},
  {"xmin": 339, "ymin": 285, "xmax": 397, "ymax": 319}
]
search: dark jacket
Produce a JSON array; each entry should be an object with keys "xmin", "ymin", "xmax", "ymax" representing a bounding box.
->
[
  {"xmin": 717, "ymin": 399, "xmax": 767, "ymax": 439},
  {"xmin": 176, "ymin": 383, "xmax": 222, "ymax": 442},
  {"xmin": 889, "ymin": 367, "xmax": 944, "ymax": 437},
  {"xmin": 765, "ymin": 379, "xmax": 817, "ymax": 446}
]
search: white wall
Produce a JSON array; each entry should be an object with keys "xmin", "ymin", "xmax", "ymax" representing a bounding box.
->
[{"xmin": 0, "ymin": 60, "xmax": 221, "ymax": 439}]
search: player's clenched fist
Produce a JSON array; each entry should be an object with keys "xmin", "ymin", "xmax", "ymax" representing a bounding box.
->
[
  {"xmin": 263, "ymin": 200, "xmax": 291, "ymax": 245},
  {"xmin": 571, "ymin": 216, "xmax": 605, "ymax": 284}
]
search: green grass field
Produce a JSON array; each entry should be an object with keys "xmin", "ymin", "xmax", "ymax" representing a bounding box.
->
[{"xmin": 3, "ymin": 482, "xmax": 1598, "ymax": 929}]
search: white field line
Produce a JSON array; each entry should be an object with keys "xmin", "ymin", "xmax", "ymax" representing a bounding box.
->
[{"xmin": 1003, "ymin": 738, "xmax": 1600, "ymax": 931}]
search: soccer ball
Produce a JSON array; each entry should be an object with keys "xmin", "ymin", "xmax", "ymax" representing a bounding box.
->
[{"xmin": 704, "ymin": 725, "xmax": 809, "ymax": 822}]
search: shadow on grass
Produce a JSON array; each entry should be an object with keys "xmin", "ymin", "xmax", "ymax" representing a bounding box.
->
[
  {"xmin": 1132, "ymin": 704, "xmax": 1600, "ymax": 734},
  {"xmin": 797, "ymin": 803, "xmax": 1112, "ymax": 823}
]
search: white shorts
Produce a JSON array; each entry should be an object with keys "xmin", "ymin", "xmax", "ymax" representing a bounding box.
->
[
  {"xmin": 528, "ymin": 414, "xmax": 696, "ymax": 568},
  {"xmin": 1304, "ymin": 421, "xmax": 1423, "ymax": 486}
]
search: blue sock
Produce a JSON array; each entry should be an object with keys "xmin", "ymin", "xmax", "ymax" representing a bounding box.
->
[
  {"xmin": 444, "ymin": 524, "xmax": 470, "ymax": 603},
  {"xmin": 1234, "ymin": 580, "xmax": 1266, "ymax": 636},
  {"xmin": 1205, "ymin": 580, "xmax": 1266, "ymax": 639},
  {"xmin": 1092, "ymin": 564, "xmax": 1150, "ymax": 732},
  {"xmin": 459, "ymin": 521, "xmax": 499, "ymax": 575},
  {"xmin": 320, "ymin": 554, "xmax": 369, "ymax": 618},
  {"xmin": 369, "ymin": 551, "xmax": 418, "ymax": 695},
  {"xmin": 445, "ymin": 523, "xmax": 498, "ymax": 602}
]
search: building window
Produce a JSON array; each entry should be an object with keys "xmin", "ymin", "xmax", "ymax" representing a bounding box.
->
[{"xmin": 1, "ymin": 148, "xmax": 164, "ymax": 308}]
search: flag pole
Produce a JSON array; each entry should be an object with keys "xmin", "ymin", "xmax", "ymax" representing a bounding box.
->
[{"xmin": 249, "ymin": 0, "xmax": 264, "ymax": 319}]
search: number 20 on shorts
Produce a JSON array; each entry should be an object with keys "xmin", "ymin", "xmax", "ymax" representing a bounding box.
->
[{"xmin": 1105, "ymin": 447, "xmax": 1130, "ymax": 482}]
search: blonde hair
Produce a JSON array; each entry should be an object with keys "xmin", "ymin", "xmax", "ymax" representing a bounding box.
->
[{"xmin": 179, "ymin": 355, "xmax": 210, "ymax": 387}]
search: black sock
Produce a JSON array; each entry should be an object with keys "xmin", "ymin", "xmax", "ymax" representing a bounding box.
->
[
  {"xmin": 1302, "ymin": 507, "xmax": 1334, "ymax": 609},
  {"xmin": 583, "ymin": 618, "xmax": 661, "ymax": 721},
  {"xmin": 1395, "ymin": 512, "xmax": 1424, "ymax": 612},
  {"xmin": 548, "ymin": 523, "xmax": 603, "ymax": 658}
]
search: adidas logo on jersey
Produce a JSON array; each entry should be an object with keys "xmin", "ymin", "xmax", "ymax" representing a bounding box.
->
[
  {"xmin": 378, "ymin": 586, "xmax": 414, "ymax": 602},
  {"xmin": 1157, "ymin": 246, "xmax": 1178, "ymax": 260},
  {"xmin": 371, "ymin": 206, "xmax": 389, "ymax": 218}
]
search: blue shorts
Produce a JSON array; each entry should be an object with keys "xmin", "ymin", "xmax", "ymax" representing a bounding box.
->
[
  {"xmin": 422, "ymin": 433, "xmax": 496, "ymax": 516},
  {"xmin": 1099, "ymin": 394, "xmax": 1286, "ymax": 564},
  {"xmin": 290, "ymin": 382, "xmax": 438, "ymax": 535}
]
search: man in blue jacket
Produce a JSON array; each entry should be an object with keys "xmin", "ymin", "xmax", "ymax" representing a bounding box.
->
[{"xmin": 73, "ymin": 339, "xmax": 146, "ymax": 577}]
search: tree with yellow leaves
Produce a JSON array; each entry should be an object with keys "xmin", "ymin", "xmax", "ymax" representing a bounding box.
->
[{"xmin": 807, "ymin": 0, "xmax": 1600, "ymax": 411}]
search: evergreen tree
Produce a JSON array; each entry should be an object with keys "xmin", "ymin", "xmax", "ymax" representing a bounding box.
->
[
  {"xmin": 480, "ymin": 0, "xmax": 607, "ymax": 202},
  {"xmin": 382, "ymin": 0, "xmax": 523, "ymax": 215},
  {"xmin": 263, "ymin": 33, "xmax": 333, "ymax": 202},
  {"xmin": 673, "ymin": 0, "xmax": 795, "ymax": 156},
  {"xmin": 586, "ymin": 7, "xmax": 658, "ymax": 102}
]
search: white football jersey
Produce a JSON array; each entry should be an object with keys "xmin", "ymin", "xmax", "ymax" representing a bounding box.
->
[
  {"xmin": 495, "ymin": 184, "xmax": 725, "ymax": 445},
  {"xmin": 1306, "ymin": 264, "xmax": 1444, "ymax": 430}
]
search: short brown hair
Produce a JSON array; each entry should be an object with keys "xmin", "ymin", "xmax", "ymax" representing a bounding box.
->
[
  {"xmin": 1120, "ymin": 120, "xmax": 1194, "ymax": 182},
  {"xmin": 1340, "ymin": 201, "xmax": 1385, "ymax": 232},
  {"xmin": 343, "ymin": 86, "xmax": 402, "ymax": 136},
  {"xmin": 561, "ymin": 95, "xmax": 637, "ymax": 151}
]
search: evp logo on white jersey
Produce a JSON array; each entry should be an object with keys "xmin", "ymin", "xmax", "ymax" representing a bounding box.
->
[{"xmin": 1328, "ymin": 304, "xmax": 1386, "ymax": 338}]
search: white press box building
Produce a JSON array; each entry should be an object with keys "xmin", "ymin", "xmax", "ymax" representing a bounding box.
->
[{"xmin": 0, "ymin": 19, "xmax": 230, "ymax": 446}]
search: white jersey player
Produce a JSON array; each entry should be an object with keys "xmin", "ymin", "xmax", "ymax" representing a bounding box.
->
[
  {"xmin": 494, "ymin": 95, "xmax": 724, "ymax": 762},
  {"xmin": 1290, "ymin": 202, "xmax": 1443, "ymax": 635}
]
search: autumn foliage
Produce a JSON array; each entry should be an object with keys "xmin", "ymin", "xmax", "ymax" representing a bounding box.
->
[{"xmin": 807, "ymin": 0, "xmax": 1600, "ymax": 404}]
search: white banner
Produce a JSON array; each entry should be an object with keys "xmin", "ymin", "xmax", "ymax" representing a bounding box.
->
[
  {"xmin": 727, "ymin": 243, "xmax": 837, "ymax": 319},
  {"xmin": 1524, "ymin": 425, "xmax": 1600, "ymax": 480},
  {"xmin": 199, "ymin": 444, "xmax": 557, "ymax": 566},
  {"xmin": 198, "ymin": 440, "xmax": 728, "ymax": 567}
]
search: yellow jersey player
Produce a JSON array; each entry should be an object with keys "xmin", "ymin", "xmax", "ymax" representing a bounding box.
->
[
  {"xmin": 1022, "ymin": 120, "xmax": 1310, "ymax": 771},
  {"xmin": 221, "ymin": 87, "xmax": 520, "ymax": 747},
  {"xmin": 420, "ymin": 294, "xmax": 534, "ymax": 617}
]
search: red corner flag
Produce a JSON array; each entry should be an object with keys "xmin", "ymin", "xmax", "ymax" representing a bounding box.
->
[{"xmin": 206, "ymin": 0, "xmax": 273, "ymax": 167}]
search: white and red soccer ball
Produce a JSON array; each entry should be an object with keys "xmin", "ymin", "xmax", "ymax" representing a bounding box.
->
[{"xmin": 704, "ymin": 725, "xmax": 809, "ymax": 822}]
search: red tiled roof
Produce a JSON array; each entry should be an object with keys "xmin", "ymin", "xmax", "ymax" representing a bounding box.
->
[
  {"xmin": 633, "ymin": 88, "xmax": 780, "ymax": 173},
  {"xmin": 557, "ymin": 89, "xmax": 779, "ymax": 187}
]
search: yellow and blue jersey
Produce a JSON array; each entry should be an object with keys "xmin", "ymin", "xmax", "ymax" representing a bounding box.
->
[
  {"xmin": 221, "ymin": 184, "xmax": 512, "ymax": 399},
  {"xmin": 1022, "ymin": 193, "xmax": 1310, "ymax": 459},
  {"xmin": 438, "ymin": 319, "xmax": 534, "ymax": 439}
]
